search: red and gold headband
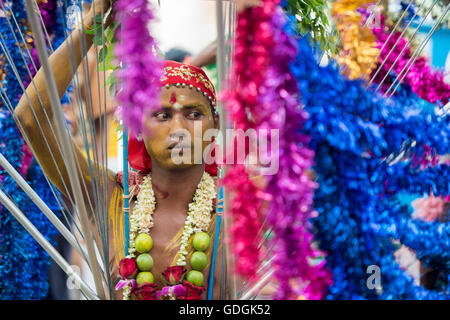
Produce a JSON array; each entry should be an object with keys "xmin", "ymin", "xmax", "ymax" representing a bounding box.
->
[
  {"xmin": 161, "ymin": 60, "xmax": 217, "ymax": 112},
  {"xmin": 128, "ymin": 61, "xmax": 218, "ymax": 176}
]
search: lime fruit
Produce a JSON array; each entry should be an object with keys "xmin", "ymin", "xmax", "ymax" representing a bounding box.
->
[
  {"xmin": 136, "ymin": 271, "xmax": 154, "ymax": 285},
  {"xmin": 192, "ymin": 232, "xmax": 210, "ymax": 252},
  {"xmin": 186, "ymin": 270, "xmax": 204, "ymax": 287},
  {"xmin": 135, "ymin": 233, "xmax": 153, "ymax": 253},
  {"xmin": 190, "ymin": 251, "xmax": 208, "ymax": 271},
  {"xmin": 136, "ymin": 253, "xmax": 153, "ymax": 271}
]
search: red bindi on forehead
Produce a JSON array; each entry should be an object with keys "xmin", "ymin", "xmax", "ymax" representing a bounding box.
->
[{"xmin": 170, "ymin": 92, "xmax": 177, "ymax": 104}]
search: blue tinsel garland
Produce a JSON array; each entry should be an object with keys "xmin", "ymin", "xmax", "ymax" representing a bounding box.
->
[
  {"xmin": 283, "ymin": 11, "xmax": 449, "ymax": 299},
  {"xmin": 0, "ymin": 0, "xmax": 67, "ymax": 299}
]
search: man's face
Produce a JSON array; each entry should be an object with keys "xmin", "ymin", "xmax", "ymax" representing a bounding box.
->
[{"xmin": 142, "ymin": 86, "xmax": 218, "ymax": 170}]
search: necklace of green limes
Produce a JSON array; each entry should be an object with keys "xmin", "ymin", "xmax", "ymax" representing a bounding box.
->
[{"xmin": 127, "ymin": 171, "xmax": 216, "ymax": 292}]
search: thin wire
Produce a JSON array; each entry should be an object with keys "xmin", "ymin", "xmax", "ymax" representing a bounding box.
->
[
  {"xmin": 56, "ymin": 0, "xmax": 114, "ymax": 289},
  {"xmin": 0, "ymin": 28, "xmax": 88, "ymax": 233},
  {"xmin": 66, "ymin": 0, "xmax": 112, "ymax": 290},
  {"xmin": 368, "ymin": 0, "xmax": 421, "ymax": 86},
  {"xmin": 385, "ymin": 4, "xmax": 450, "ymax": 97},
  {"xmin": 24, "ymin": 0, "xmax": 106, "ymax": 298},
  {"xmin": 73, "ymin": 1, "xmax": 111, "ymax": 271},
  {"xmin": 90, "ymin": 0, "xmax": 113, "ymax": 296},
  {"xmin": 0, "ymin": 0, "xmax": 100, "ymax": 240},
  {"xmin": 373, "ymin": 0, "xmax": 437, "ymax": 91}
]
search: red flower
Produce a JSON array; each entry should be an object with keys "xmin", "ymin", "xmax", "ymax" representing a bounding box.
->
[
  {"xmin": 161, "ymin": 266, "xmax": 186, "ymax": 285},
  {"xmin": 119, "ymin": 258, "xmax": 137, "ymax": 279},
  {"xmin": 178, "ymin": 280, "xmax": 206, "ymax": 300},
  {"xmin": 133, "ymin": 283, "xmax": 158, "ymax": 300}
]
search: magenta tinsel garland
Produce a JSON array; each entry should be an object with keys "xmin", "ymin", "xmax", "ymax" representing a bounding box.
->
[
  {"xmin": 221, "ymin": 0, "xmax": 279, "ymax": 278},
  {"xmin": 260, "ymin": 9, "xmax": 332, "ymax": 300},
  {"xmin": 114, "ymin": 0, "xmax": 162, "ymax": 134},
  {"xmin": 371, "ymin": 17, "xmax": 450, "ymax": 105},
  {"xmin": 222, "ymin": 1, "xmax": 332, "ymax": 299}
]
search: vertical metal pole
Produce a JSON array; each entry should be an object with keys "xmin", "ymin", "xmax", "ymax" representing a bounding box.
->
[
  {"xmin": 25, "ymin": 0, "xmax": 106, "ymax": 299},
  {"xmin": 123, "ymin": 127, "xmax": 130, "ymax": 256},
  {"xmin": 208, "ymin": 185, "xmax": 223, "ymax": 299},
  {"xmin": 215, "ymin": 0, "xmax": 236, "ymax": 300}
]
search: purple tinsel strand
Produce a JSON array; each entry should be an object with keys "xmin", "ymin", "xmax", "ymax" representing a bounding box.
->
[
  {"xmin": 259, "ymin": 9, "xmax": 332, "ymax": 300},
  {"xmin": 114, "ymin": 0, "xmax": 163, "ymax": 134}
]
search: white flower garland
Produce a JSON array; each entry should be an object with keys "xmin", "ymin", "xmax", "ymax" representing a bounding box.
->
[
  {"xmin": 123, "ymin": 171, "xmax": 216, "ymax": 299},
  {"xmin": 128, "ymin": 175, "xmax": 156, "ymax": 258},
  {"xmin": 176, "ymin": 172, "xmax": 216, "ymax": 266}
]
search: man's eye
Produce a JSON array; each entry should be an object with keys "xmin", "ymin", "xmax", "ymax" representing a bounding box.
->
[
  {"xmin": 155, "ymin": 112, "xmax": 169, "ymax": 120},
  {"xmin": 187, "ymin": 111, "xmax": 202, "ymax": 120}
]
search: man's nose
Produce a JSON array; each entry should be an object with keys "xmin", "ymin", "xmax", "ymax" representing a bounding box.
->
[{"xmin": 169, "ymin": 113, "xmax": 188, "ymax": 140}]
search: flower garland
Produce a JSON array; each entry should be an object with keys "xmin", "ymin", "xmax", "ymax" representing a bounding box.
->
[
  {"xmin": 288, "ymin": 20, "xmax": 449, "ymax": 299},
  {"xmin": 332, "ymin": 0, "xmax": 380, "ymax": 80},
  {"xmin": 120, "ymin": 171, "xmax": 216, "ymax": 300},
  {"xmin": 114, "ymin": 0, "xmax": 162, "ymax": 135}
]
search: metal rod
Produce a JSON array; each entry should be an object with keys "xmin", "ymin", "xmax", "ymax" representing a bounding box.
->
[
  {"xmin": 216, "ymin": 0, "xmax": 235, "ymax": 300},
  {"xmin": 25, "ymin": 0, "xmax": 106, "ymax": 299},
  {"xmin": 239, "ymin": 269, "xmax": 275, "ymax": 300},
  {"xmin": 0, "ymin": 152, "xmax": 89, "ymax": 260},
  {"xmin": 368, "ymin": 0, "xmax": 419, "ymax": 86},
  {"xmin": 208, "ymin": 185, "xmax": 223, "ymax": 299},
  {"xmin": 0, "ymin": 187, "xmax": 98, "ymax": 300},
  {"xmin": 385, "ymin": 4, "xmax": 449, "ymax": 97},
  {"xmin": 123, "ymin": 127, "xmax": 130, "ymax": 256},
  {"xmin": 374, "ymin": 0, "xmax": 437, "ymax": 91}
]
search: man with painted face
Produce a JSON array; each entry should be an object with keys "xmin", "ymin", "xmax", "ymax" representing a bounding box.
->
[{"xmin": 15, "ymin": 1, "xmax": 222, "ymax": 300}]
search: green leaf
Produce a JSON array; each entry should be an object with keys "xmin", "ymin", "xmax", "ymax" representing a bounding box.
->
[
  {"xmin": 98, "ymin": 42, "xmax": 116, "ymax": 72},
  {"xmin": 98, "ymin": 46, "xmax": 107, "ymax": 63},
  {"xmin": 105, "ymin": 22, "xmax": 119, "ymax": 43},
  {"xmin": 94, "ymin": 13, "xmax": 103, "ymax": 25}
]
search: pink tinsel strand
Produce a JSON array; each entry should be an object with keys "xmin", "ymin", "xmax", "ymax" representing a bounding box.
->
[
  {"xmin": 259, "ymin": 8, "xmax": 332, "ymax": 300},
  {"xmin": 371, "ymin": 17, "xmax": 450, "ymax": 105},
  {"xmin": 222, "ymin": 1, "xmax": 332, "ymax": 299},
  {"xmin": 220, "ymin": 0, "xmax": 279, "ymax": 278},
  {"xmin": 114, "ymin": 0, "xmax": 163, "ymax": 134}
]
